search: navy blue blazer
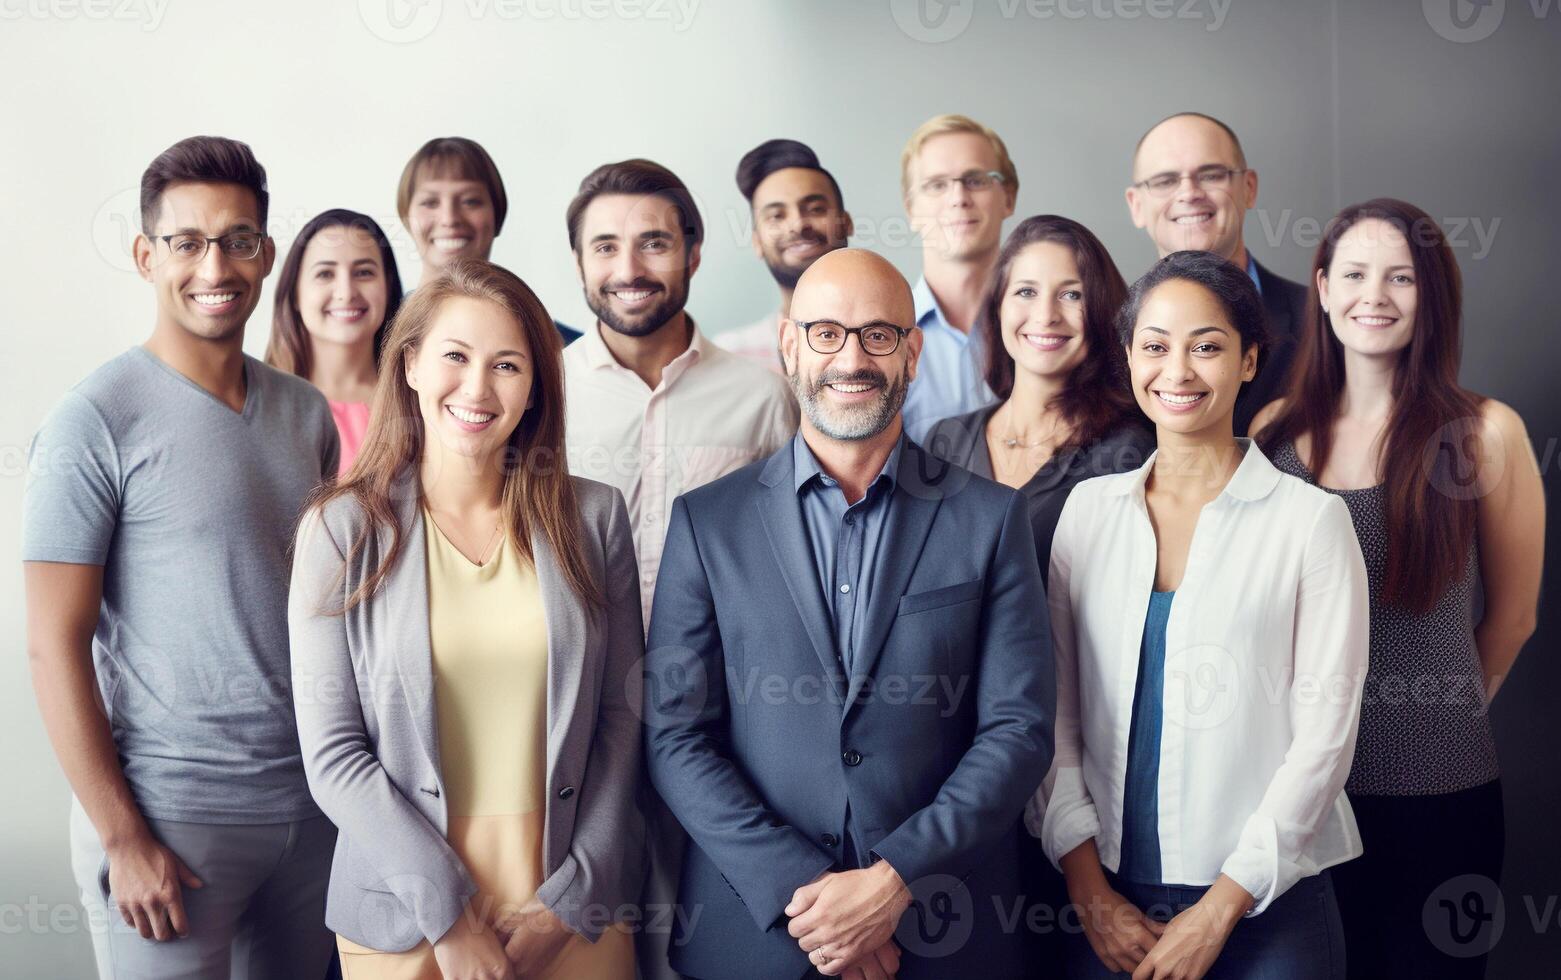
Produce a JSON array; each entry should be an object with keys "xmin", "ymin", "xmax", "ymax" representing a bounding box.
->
[{"xmin": 643, "ymin": 436, "xmax": 1055, "ymax": 980}]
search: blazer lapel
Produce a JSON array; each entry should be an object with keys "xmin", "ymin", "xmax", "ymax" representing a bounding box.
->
[
  {"xmin": 383, "ymin": 482, "xmax": 441, "ymax": 775},
  {"xmin": 757, "ymin": 451, "xmax": 847, "ymax": 698},
  {"xmin": 845, "ymin": 445, "xmax": 943, "ymax": 712},
  {"xmin": 532, "ymin": 526, "xmax": 586, "ymax": 816}
]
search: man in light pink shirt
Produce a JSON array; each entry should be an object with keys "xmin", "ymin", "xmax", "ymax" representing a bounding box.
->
[
  {"xmin": 562, "ymin": 158, "xmax": 797, "ymax": 627},
  {"xmin": 716, "ymin": 139, "xmax": 853, "ymax": 373},
  {"xmin": 561, "ymin": 156, "xmax": 797, "ymax": 980}
]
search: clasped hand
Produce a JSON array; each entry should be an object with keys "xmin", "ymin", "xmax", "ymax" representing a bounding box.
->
[{"xmin": 786, "ymin": 862, "xmax": 911, "ymax": 978}]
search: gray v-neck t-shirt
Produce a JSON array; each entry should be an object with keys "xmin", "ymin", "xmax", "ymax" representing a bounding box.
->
[{"xmin": 24, "ymin": 347, "xmax": 339, "ymax": 823}]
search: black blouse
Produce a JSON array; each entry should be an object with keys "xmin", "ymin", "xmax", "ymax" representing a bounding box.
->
[{"xmin": 923, "ymin": 404, "xmax": 1154, "ymax": 586}]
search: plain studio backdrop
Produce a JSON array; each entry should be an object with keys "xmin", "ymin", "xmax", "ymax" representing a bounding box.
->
[{"xmin": 2, "ymin": 0, "xmax": 1557, "ymax": 973}]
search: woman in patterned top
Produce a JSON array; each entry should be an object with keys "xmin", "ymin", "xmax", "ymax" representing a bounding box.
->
[{"xmin": 1253, "ymin": 198, "xmax": 1545, "ymax": 979}]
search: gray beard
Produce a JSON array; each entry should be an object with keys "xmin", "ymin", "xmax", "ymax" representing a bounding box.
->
[{"xmin": 791, "ymin": 370, "xmax": 908, "ymax": 442}]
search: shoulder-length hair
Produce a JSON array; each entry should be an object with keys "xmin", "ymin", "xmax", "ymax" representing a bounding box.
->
[
  {"xmin": 267, "ymin": 209, "xmax": 403, "ymax": 380},
  {"xmin": 308, "ymin": 259, "xmax": 600, "ymax": 611},
  {"xmin": 396, "ymin": 137, "xmax": 509, "ymax": 234},
  {"xmin": 1255, "ymin": 198, "xmax": 1483, "ymax": 613},
  {"xmin": 978, "ymin": 215, "xmax": 1141, "ymax": 453}
]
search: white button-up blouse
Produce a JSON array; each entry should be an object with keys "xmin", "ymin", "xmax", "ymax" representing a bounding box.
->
[{"xmin": 1028, "ymin": 439, "xmax": 1370, "ymax": 915}]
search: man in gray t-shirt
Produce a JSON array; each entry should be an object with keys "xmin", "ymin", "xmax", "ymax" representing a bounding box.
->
[
  {"xmin": 25, "ymin": 347, "xmax": 338, "ymax": 820},
  {"xmin": 23, "ymin": 136, "xmax": 340, "ymax": 979}
]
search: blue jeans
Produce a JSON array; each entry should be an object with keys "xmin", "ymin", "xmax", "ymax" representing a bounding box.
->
[{"xmin": 1066, "ymin": 870, "xmax": 1345, "ymax": 979}]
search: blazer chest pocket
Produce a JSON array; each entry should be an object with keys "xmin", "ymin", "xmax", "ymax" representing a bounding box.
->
[{"xmin": 897, "ymin": 578, "xmax": 983, "ymax": 617}]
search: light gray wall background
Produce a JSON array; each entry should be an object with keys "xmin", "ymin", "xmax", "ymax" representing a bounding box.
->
[{"xmin": 2, "ymin": 0, "xmax": 1555, "ymax": 973}]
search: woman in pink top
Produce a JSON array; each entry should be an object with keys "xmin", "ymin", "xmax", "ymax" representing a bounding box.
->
[{"xmin": 268, "ymin": 209, "xmax": 404, "ymax": 475}]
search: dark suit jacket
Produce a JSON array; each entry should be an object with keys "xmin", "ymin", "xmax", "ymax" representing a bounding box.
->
[
  {"xmin": 1238, "ymin": 259, "xmax": 1308, "ymax": 436},
  {"xmin": 643, "ymin": 437, "xmax": 1055, "ymax": 980},
  {"xmin": 923, "ymin": 409, "xmax": 1154, "ymax": 588}
]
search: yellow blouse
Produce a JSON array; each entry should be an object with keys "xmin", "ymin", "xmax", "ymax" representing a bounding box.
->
[{"xmin": 335, "ymin": 510, "xmax": 633, "ymax": 980}]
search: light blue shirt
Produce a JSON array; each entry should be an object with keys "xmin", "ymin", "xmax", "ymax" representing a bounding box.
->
[
  {"xmin": 1245, "ymin": 252, "xmax": 1263, "ymax": 295},
  {"xmin": 900, "ymin": 276, "xmax": 996, "ymax": 445}
]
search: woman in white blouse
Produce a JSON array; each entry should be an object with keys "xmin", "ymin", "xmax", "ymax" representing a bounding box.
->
[{"xmin": 1034, "ymin": 250, "xmax": 1370, "ymax": 979}]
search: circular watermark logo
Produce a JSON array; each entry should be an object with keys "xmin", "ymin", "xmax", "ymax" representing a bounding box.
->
[
  {"xmin": 1422, "ymin": 0, "xmax": 1504, "ymax": 43},
  {"xmin": 1423, "ymin": 416, "xmax": 1501, "ymax": 502},
  {"xmin": 894, "ymin": 873, "xmax": 975, "ymax": 959},
  {"xmin": 1164, "ymin": 643, "xmax": 1240, "ymax": 732},
  {"xmin": 359, "ymin": 0, "xmax": 443, "ymax": 43},
  {"xmin": 890, "ymin": 0, "xmax": 974, "ymax": 43},
  {"xmin": 91, "ymin": 185, "xmax": 143, "ymax": 274},
  {"xmin": 1423, "ymin": 873, "xmax": 1504, "ymax": 957}
]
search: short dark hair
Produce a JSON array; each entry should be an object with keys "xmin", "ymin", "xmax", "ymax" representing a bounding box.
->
[
  {"xmin": 1116, "ymin": 250, "xmax": 1269, "ymax": 355},
  {"xmin": 566, "ymin": 159, "xmax": 703, "ymax": 256},
  {"xmin": 140, "ymin": 136, "xmax": 269, "ymax": 233},
  {"xmin": 735, "ymin": 138, "xmax": 844, "ymax": 210},
  {"xmin": 396, "ymin": 137, "xmax": 509, "ymax": 234}
]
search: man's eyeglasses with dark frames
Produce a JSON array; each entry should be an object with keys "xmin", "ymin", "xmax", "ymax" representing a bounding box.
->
[
  {"xmin": 151, "ymin": 231, "xmax": 265, "ymax": 263},
  {"xmin": 797, "ymin": 320, "xmax": 910, "ymax": 356}
]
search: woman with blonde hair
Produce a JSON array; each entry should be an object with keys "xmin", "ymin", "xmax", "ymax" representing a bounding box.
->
[{"xmin": 290, "ymin": 259, "xmax": 642, "ymax": 979}]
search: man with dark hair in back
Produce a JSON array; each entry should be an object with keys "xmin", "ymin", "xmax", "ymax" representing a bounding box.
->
[
  {"xmin": 23, "ymin": 136, "xmax": 340, "ymax": 977},
  {"xmin": 719, "ymin": 138, "xmax": 853, "ymax": 371},
  {"xmin": 1125, "ymin": 111, "xmax": 1307, "ymax": 435}
]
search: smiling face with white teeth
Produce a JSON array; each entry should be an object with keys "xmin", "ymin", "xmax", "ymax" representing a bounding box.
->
[
  {"xmin": 1318, "ymin": 217, "xmax": 1418, "ymax": 359},
  {"xmin": 1127, "ymin": 114, "xmax": 1257, "ymax": 264},
  {"xmin": 296, "ymin": 224, "xmax": 389, "ymax": 351},
  {"xmin": 576, "ymin": 193, "xmax": 699, "ymax": 339},
  {"xmin": 1127, "ymin": 278, "xmax": 1257, "ymax": 439},
  {"xmin": 781, "ymin": 250, "xmax": 921, "ymax": 444},
  {"xmin": 751, "ymin": 167, "xmax": 852, "ymax": 291},
  {"xmin": 408, "ymin": 174, "xmax": 498, "ymax": 276},
  {"xmin": 136, "ymin": 181, "xmax": 273, "ymax": 344},
  {"xmin": 998, "ymin": 241, "xmax": 1090, "ymax": 383},
  {"xmin": 404, "ymin": 295, "xmax": 533, "ymax": 463}
]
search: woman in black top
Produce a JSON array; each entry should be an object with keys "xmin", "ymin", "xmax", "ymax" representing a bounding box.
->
[
  {"xmin": 925, "ymin": 215, "xmax": 1149, "ymax": 979},
  {"xmin": 925, "ymin": 215, "xmax": 1151, "ymax": 586},
  {"xmin": 1254, "ymin": 199, "xmax": 1544, "ymax": 979}
]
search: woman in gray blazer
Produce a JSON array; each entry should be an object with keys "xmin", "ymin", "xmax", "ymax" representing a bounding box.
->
[{"xmin": 289, "ymin": 260, "xmax": 643, "ymax": 980}]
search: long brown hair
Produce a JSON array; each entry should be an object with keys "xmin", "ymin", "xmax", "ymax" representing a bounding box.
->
[
  {"xmin": 1255, "ymin": 198, "xmax": 1483, "ymax": 613},
  {"xmin": 267, "ymin": 209, "xmax": 403, "ymax": 380},
  {"xmin": 309, "ymin": 259, "xmax": 601, "ymax": 610},
  {"xmin": 978, "ymin": 215, "xmax": 1141, "ymax": 453}
]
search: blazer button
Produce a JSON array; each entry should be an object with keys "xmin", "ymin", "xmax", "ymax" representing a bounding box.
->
[
  {"xmin": 558, "ymin": 786, "xmax": 575, "ymax": 800},
  {"xmin": 821, "ymin": 833, "xmax": 839, "ymax": 848},
  {"xmin": 842, "ymin": 750, "xmax": 862, "ymax": 767}
]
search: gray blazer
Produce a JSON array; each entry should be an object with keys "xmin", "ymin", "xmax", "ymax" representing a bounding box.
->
[{"xmin": 288, "ymin": 472, "xmax": 645, "ymax": 951}]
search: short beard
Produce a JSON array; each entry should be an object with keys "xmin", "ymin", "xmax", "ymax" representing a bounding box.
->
[
  {"xmin": 587, "ymin": 273, "xmax": 689, "ymax": 339},
  {"xmin": 762, "ymin": 234, "xmax": 845, "ymax": 292},
  {"xmin": 791, "ymin": 366, "xmax": 908, "ymax": 442}
]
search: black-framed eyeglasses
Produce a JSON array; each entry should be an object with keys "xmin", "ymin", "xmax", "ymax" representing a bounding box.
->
[
  {"xmin": 797, "ymin": 319, "xmax": 910, "ymax": 356},
  {"xmin": 917, "ymin": 170, "xmax": 1006, "ymax": 197},
  {"xmin": 151, "ymin": 231, "xmax": 265, "ymax": 262},
  {"xmin": 1132, "ymin": 166, "xmax": 1248, "ymax": 197}
]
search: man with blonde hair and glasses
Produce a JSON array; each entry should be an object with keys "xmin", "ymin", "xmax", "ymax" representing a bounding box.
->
[
  {"xmin": 898, "ymin": 113, "xmax": 1017, "ymax": 444},
  {"xmin": 1125, "ymin": 111, "xmax": 1305, "ymax": 434}
]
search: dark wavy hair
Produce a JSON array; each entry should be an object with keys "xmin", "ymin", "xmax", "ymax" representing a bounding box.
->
[
  {"xmin": 1255, "ymin": 198, "xmax": 1483, "ymax": 613},
  {"xmin": 267, "ymin": 209, "xmax": 403, "ymax": 381},
  {"xmin": 978, "ymin": 215, "xmax": 1140, "ymax": 452}
]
